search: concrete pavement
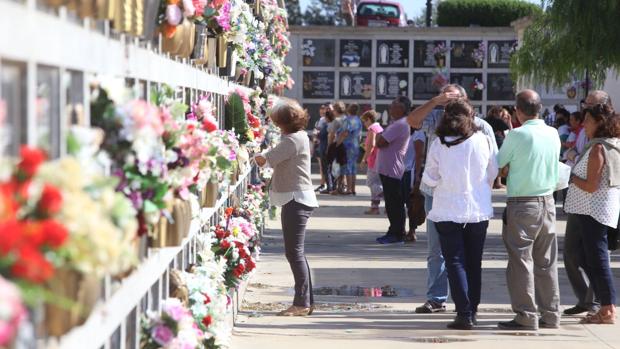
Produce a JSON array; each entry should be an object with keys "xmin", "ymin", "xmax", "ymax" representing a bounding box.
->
[{"xmin": 231, "ymin": 174, "xmax": 620, "ymax": 349}]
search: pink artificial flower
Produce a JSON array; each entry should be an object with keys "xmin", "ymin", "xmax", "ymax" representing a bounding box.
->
[
  {"xmin": 165, "ymin": 4, "xmax": 183, "ymax": 26},
  {"xmin": 128, "ymin": 100, "xmax": 165, "ymax": 136},
  {"xmin": 151, "ymin": 325, "xmax": 174, "ymax": 346},
  {"xmin": 163, "ymin": 302, "xmax": 186, "ymax": 322},
  {"xmin": 182, "ymin": 0, "xmax": 196, "ymax": 17},
  {"xmin": 212, "ymin": 0, "xmax": 227, "ymax": 8},
  {"xmin": 0, "ymin": 277, "xmax": 26, "ymax": 347},
  {"xmin": 192, "ymin": 0, "xmax": 207, "ymax": 15},
  {"xmin": 215, "ymin": 1, "xmax": 231, "ymax": 31}
]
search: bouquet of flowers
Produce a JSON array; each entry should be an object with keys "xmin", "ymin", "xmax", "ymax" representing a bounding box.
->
[
  {"xmin": 0, "ymin": 146, "xmax": 69, "ymax": 285},
  {"xmin": 432, "ymin": 42, "xmax": 451, "ymax": 58},
  {"xmin": 36, "ymin": 157, "xmax": 138, "ymax": 277},
  {"xmin": 472, "ymin": 78, "xmax": 485, "ymax": 91},
  {"xmin": 141, "ymin": 298, "xmax": 205, "ymax": 349},
  {"xmin": 209, "ymin": 225, "xmax": 256, "ymax": 289},
  {"xmin": 92, "ymin": 98, "xmax": 171, "ymax": 237},
  {"xmin": 0, "ymin": 276, "xmax": 27, "ymax": 347},
  {"xmin": 184, "ymin": 261, "xmax": 231, "ymax": 348},
  {"xmin": 472, "ymin": 42, "xmax": 486, "ymax": 67},
  {"xmin": 202, "ymin": 130, "xmax": 238, "ymax": 184}
]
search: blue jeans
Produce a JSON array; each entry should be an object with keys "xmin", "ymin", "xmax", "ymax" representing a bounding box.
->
[
  {"xmin": 424, "ymin": 194, "xmax": 449, "ymax": 303},
  {"xmin": 436, "ymin": 221, "xmax": 488, "ymax": 317}
]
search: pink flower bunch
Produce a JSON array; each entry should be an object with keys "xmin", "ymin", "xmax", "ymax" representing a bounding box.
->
[
  {"xmin": 142, "ymin": 298, "xmax": 205, "ymax": 349},
  {"xmin": 0, "ymin": 277, "xmax": 27, "ymax": 347},
  {"xmin": 215, "ymin": 1, "xmax": 231, "ymax": 31},
  {"xmin": 192, "ymin": 0, "xmax": 207, "ymax": 15},
  {"xmin": 126, "ymin": 100, "xmax": 165, "ymax": 136}
]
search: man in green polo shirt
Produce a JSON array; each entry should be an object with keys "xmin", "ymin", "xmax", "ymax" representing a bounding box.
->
[{"xmin": 497, "ymin": 89, "xmax": 561, "ymax": 331}]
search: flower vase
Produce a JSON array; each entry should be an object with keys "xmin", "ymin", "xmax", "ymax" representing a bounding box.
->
[
  {"xmin": 303, "ymin": 57, "xmax": 312, "ymax": 66},
  {"xmin": 150, "ymin": 211, "xmax": 170, "ymax": 248},
  {"xmin": 475, "ymin": 60, "xmax": 482, "ymax": 68},
  {"xmin": 161, "ymin": 19, "xmax": 196, "ymax": 59},
  {"xmin": 216, "ymin": 35, "xmax": 228, "ymax": 69},
  {"xmin": 206, "ymin": 36, "xmax": 218, "ymax": 69},
  {"xmin": 44, "ymin": 268, "xmax": 101, "ymax": 337},
  {"xmin": 435, "ymin": 55, "xmax": 445, "ymax": 68},
  {"xmin": 202, "ymin": 181, "xmax": 219, "ymax": 208},
  {"xmin": 165, "ymin": 198, "xmax": 192, "ymax": 246},
  {"xmin": 191, "ymin": 24, "xmax": 209, "ymax": 65}
]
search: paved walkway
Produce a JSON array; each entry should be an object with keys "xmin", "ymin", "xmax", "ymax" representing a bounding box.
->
[{"xmin": 231, "ymin": 174, "xmax": 620, "ymax": 349}]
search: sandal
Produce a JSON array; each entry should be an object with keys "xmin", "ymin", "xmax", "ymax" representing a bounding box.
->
[
  {"xmin": 580, "ymin": 306, "xmax": 616, "ymax": 324},
  {"xmin": 405, "ymin": 231, "xmax": 417, "ymax": 243},
  {"xmin": 364, "ymin": 208, "xmax": 380, "ymax": 215}
]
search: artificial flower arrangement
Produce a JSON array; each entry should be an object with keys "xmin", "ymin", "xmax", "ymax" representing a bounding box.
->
[
  {"xmin": 36, "ymin": 156, "xmax": 138, "ymax": 277},
  {"xmin": 0, "ymin": 276, "xmax": 27, "ymax": 347},
  {"xmin": 471, "ymin": 42, "xmax": 486, "ymax": 67},
  {"xmin": 184, "ymin": 260, "xmax": 232, "ymax": 349},
  {"xmin": 224, "ymin": 89, "xmax": 252, "ymax": 144},
  {"xmin": 472, "ymin": 78, "xmax": 485, "ymax": 92},
  {"xmin": 159, "ymin": 0, "xmax": 230, "ymax": 38},
  {"xmin": 209, "ymin": 224, "xmax": 256, "ymax": 289},
  {"xmin": 91, "ymin": 95, "xmax": 171, "ymax": 237},
  {"xmin": 241, "ymin": 184, "xmax": 267, "ymax": 238},
  {"xmin": 0, "ymin": 146, "xmax": 69, "ymax": 286},
  {"xmin": 432, "ymin": 42, "xmax": 450, "ymax": 67},
  {"xmin": 141, "ymin": 297, "xmax": 205, "ymax": 349}
]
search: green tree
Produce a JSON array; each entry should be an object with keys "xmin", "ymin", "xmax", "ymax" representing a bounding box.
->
[
  {"xmin": 303, "ymin": 0, "xmax": 341, "ymax": 26},
  {"xmin": 511, "ymin": 0, "xmax": 620, "ymax": 87},
  {"xmin": 285, "ymin": 0, "xmax": 303, "ymax": 25},
  {"xmin": 437, "ymin": 0, "xmax": 541, "ymax": 27}
]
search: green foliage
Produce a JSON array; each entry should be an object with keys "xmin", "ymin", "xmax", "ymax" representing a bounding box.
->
[
  {"xmin": 437, "ymin": 0, "xmax": 542, "ymax": 27},
  {"xmin": 225, "ymin": 92, "xmax": 249, "ymax": 144},
  {"xmin": 511, "ymin": 0, "xmax": 620, "ymax": 88},
  {"xmin": 285, "ymin": 0, "xmax": 303, "ymax": 25},
  {"xmin": 303, "ymin": 0, "xmax": 342, "ymax": 26}
]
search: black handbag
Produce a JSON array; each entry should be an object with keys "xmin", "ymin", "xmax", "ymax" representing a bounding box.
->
[{"xmin": 608, "ymin": 214, "xmax": 620, "ymax": 251}]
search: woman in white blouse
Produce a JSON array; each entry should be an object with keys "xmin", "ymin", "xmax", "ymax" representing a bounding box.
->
[
  {"xmin": 564, "ymin": 104, "xmax": 620, "ymax": 324},
  {"xmin": 422, "ymin": 99, "xmax": 498, "ymax": 330}
]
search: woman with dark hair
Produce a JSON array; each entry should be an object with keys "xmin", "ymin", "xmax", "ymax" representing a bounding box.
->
[
  {"xmin": 485, "ymin": 106, "xmax": 511, "ymax": 189},
  {"xmin": 422, "ymin": 99, "xmax": 498, "ymax": 330},
  {"xmin": 255, "ymin": 99, "xmax": 318, "ymax": 316},
  {"xmin": 565, "ymin": 104, "xmax": 620, "ymax": 324},
  {"xmin": 317, "ymin": 104, "xmax": 335, "ymax": 192}
]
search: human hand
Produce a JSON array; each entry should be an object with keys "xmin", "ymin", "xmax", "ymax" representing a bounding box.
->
[{"xmin": 432, "ymin": 92, "xmax": 461, "ymax": 106}]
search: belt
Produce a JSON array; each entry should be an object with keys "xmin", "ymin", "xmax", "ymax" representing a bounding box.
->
[{"xmin": 507, "ymin": 195, "xmax": 553, "ymax": 203}]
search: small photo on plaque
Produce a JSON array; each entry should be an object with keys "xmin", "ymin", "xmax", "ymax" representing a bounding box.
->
[
  {"xmin": 376, "ymin": 40, "xmax": 410, "ymax": 68},
  {"xmin": 340, "ymin": 39, "xmax": 372, "ymax": 68},
  {"xmin": 376, "ymin": 72, "xmax": 408, "ymax": 100}
]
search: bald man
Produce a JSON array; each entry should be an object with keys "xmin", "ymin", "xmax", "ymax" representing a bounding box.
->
[{"xmin": 497, "ymin": 89, "xmax": 561, "ymax": 330}]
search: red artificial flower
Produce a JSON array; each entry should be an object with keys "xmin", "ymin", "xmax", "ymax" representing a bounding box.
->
[
  {"xmin": 0, "ymin": 183, "xmax": 18, "ymax": 220},
  {"xmin": 202, "ymin": 315, "xmax": 213, "ymax": 328},
  {"xmin": 11, "ymin": 245, "xmax": 54, "ymax": 283},
  {"xmin": 0, "ymin": 219, "xmax": 22, "ymax": 253},
  {"xmin": 245, "ymin": 258, "xmax": 256, "ymax": 272},
  {"xmin": 224, "ymin": 207, "xmax": 234, "ymax": 218},
  {"xmin": 203, "ymin": 293, "xmax": 211, "ymax": 304},
  {"xmin": 214, "ymin": 227, "xmax": 227, "ymax": 240},
  {"xmin": 17, "ymin": 146, "xmax": 46, "ymax": 180},
  {"xmin": 248, "ymin": 116, "xmax": 261, "ymax": 129},
  {"xmin": 21, "ymin": 221, "xmax": 45, "ymax": 247},
  {"xmin": 232, "ymin": 263, "xmax": 245, "ymax": 278},
  {"xmin": 41, "ymin": 219, "xmax": 68, "ymax": 248},
  {"xmin": 220, "ymin": 239, "xmax": 231, "ymax": 251},
  {"xmin": 202, "ymin": 118, "xmax": 218, "ymax": 133},
  {"xmin": 37, "ymin": 184, "xmax": 63, "ymax": 216}
]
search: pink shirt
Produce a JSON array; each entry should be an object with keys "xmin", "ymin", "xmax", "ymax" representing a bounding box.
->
[{"xmin": 366, "ymin": 122, "xmax": 383, "ymax": 169}]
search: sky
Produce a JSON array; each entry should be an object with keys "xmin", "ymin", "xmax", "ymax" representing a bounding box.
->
[{"xmin": 298, "ymin": 0, "xmax": 540, "ymax": 20}]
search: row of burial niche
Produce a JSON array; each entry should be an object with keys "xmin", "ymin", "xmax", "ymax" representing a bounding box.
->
[
  {"xmin": 302, "ymin": 39, "xmax": 516, "ymax": 68},
  {"xmin": 302, "ymin": 72, "xmax": 515, "ymax": 101}
]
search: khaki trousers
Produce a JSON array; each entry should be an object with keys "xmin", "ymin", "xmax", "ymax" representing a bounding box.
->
[{"xmin": 502, "ymin": 195, "xmax": 561, "ymax": 327}]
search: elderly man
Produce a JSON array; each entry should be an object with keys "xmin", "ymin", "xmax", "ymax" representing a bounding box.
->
[
  {"xmin": 406, "ymin": 84, "xmax": 497, "ymax": 314},
  {"xmin": 563, "ymin": 90, "xmax": 615, "ymax": 316},
  {"xmin": 375, "ymin": 96, "xmax": 412, "ymax": 244},
  {"xmin": 497, "ymin": 89, "xmax": 561, "ymax": 330}
]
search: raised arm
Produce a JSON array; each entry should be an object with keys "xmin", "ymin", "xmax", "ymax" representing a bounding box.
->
[{"xmin": 406, "ymin": 92, "xmax": 460, "ymax": 129}]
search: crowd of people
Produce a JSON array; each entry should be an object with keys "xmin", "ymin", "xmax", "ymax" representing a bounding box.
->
[{"xmin": 259, "ymin": 86, "xmax": 619, "ymax": 328}]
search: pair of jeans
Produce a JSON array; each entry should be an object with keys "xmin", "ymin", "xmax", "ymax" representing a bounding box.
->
[
  {"xmin": 320, "ymin": 155, "xmax": 334, "ymax": 191},
  {"xmin": 424, "ymin": 194, "xmax": 449, "ymax": 303},
  {"xmin": 574, "ymin": 214, "xmax": 616, "ymax": 306},
  {"xmin": 379, "ymin": 174, "xmax": 405, "ymax": 238},
  {"xmin": 436, "ymin": 221, "xmax": 488, "ymax": 317},
  {"xmin": 563, "ymin": 214, "xmax": 599, "ymax": 309},
  {"xmin": 281, "ymin": 200, "xmax": 315, "ymax": 307}
]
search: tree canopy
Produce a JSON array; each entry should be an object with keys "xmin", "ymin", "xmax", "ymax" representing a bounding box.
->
[
  {"xmin": 285, "ymin": 0, "xmax": 302, "ymax": 25},
  {"xmin": 437, "ymin": 0, "xmax": 541, "ymax": 27},
  {"xmin": 511, "ymin": 0, "xmax": 620, "ymax": 88},
  {"xmin": 303, "ymin": 0, "xmax": 342, "ymax": 26}
]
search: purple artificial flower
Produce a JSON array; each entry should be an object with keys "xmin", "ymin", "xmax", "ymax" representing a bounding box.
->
[
  {"xmin": 128, "ymin": 190, "xmax": 143, "ymax": 210},
  {"xmin": 164, "ymin": 303, "xmax": 186, "ymax": 322},
  {"xmin": 151, "ymin": 324, "xmax": 174, "ymax": 346}
]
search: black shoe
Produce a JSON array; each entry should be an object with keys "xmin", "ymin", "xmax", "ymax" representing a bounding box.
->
[
  {"xmin": 447, "ymin": 315, "xmax": 473, "ymax": 330},
  {"xmin": 314, "ymin": 185, "xmax": 326, "ymax": 192},
  {"xmin": 472, "ymin": 313, "xmax": 478, "ymax": 326},
  {"xmin": 415, "ymin": 300, "xmax": 447, "ymax": 314},
  {"xmin": 497, "ymin": 319, "xmax": 537, "ymax": 331},
  {"xmin": 319, "ymin": 188, "xmax": 332, "ymax": 194},
  {"xmin": 538, "ymin": 319, "xmax": 559, "ymax": 329},
  {"xmin": 563, "ymin": 305, "xmax": 590, "ymax": 316}
]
